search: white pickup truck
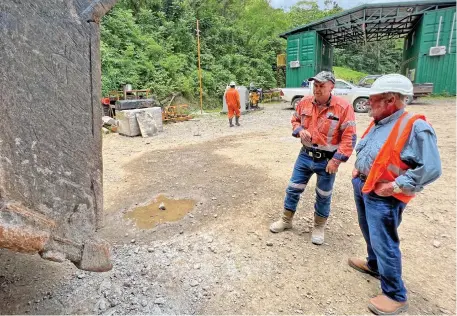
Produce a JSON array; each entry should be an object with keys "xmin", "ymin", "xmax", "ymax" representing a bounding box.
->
[{"xmin": 280, "ymin": 79, "xmax": 371, "ymax": 113}]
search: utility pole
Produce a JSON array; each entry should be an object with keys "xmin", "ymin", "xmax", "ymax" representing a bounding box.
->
[{"xmin": 196, "ymin": 20, "xmax": 203, "ymax": 114}]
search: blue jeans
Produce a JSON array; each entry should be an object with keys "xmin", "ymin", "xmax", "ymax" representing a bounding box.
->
[
  {"xmin": 352, "ymin": 176, "xmax": 407, "ymax": 302},
  {"xmin": 284, "ymin": 148, "xmax": 336, "ymax": 218}
]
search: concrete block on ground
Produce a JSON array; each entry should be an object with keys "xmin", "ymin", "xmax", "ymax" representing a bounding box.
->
[
  {"xmin": 117, "ymin": 111, "xmax": 141, "ymax": 137},
  {"xmin": 136, "ymin": 112, "xmax": 158, "ymax": 138},
  {"xmin": 117, "ymin": 107, "xmax": 163, "ymax": 137}
]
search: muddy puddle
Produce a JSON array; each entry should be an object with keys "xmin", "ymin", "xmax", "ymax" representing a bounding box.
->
[{"xmin": 124, "ymin": 195, "xmax": 195, "ymax": 229}]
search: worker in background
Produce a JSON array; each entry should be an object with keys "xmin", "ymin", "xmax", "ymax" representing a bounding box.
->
[
  {"xmin": 349, "ymin": 74, "xmax": 441, "ymax": 315},
  {"xmin": 270, "ymin": 71, "xmax": 356, "ymax": 245},
  {"xmin": 225, "ymin": 81, "xmax": 241, "ymax": 127}
]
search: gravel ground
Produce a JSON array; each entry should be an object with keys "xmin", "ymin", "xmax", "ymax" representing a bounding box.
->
[{"xmin": 0, "ymin": 99, "xmax": 455, "ymax": 315}]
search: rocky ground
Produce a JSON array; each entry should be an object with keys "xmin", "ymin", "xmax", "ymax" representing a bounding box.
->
[{"xmin": 0, "ymin": 99, "xmax": 455, "ymax": 315}]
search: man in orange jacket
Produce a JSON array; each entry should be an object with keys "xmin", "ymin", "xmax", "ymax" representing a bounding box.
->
[
  {"xmin": 349, "ymin": 74, "xmax": 441, "ymax": 315},
  {"xmin": 225, "ymin": 81, "xmax": 241, "ymax": 127},
  {"xmin": 270, "ymin": 71, "xmax": 357, "ymax": 245}
]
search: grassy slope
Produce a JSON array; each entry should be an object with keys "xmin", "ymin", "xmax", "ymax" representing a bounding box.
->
[{"xmin": 333, "ymin": 66, "xmax": 368, "ymax": 84}]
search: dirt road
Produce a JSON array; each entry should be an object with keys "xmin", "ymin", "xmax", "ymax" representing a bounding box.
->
[{"xmin": 0, "ymin": 99, "xmax": 455, "ymax": 315}]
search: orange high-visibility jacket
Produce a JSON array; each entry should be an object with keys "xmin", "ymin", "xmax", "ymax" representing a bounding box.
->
[
  {"xmin": 225, "ymin": 88, "xmax": 240, "ymax": 108},
  {"xmin": 361, "ymin": 111, "xmax": 426, "ymax": 203},
  {"xmin": 291, "ymin": 95, "xmax": 356, "ymax": 162}
]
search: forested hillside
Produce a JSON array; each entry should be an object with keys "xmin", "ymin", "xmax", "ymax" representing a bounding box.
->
[{"xmin": 101, "ymin": 0, "xmax": 403, "ymax": 108}]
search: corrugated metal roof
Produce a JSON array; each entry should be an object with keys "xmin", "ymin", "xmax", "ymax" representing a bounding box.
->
[{"xmin": 279, "ymin": 0, "xmax": 456, "ymax": 47}]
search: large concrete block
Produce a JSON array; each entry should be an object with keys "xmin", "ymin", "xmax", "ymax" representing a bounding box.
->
[
  {"xmin": 0, "ymin": 0, "xmax": 117, "ymax": 271},
  {"xmin": 117, "ymin": 107, "xmax": 163, "ymax": 137}
]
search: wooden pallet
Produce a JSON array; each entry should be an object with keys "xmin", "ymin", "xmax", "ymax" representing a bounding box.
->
[{"xmin": 162, "ymin": 104, "xmax": 192, "ymax": 123}]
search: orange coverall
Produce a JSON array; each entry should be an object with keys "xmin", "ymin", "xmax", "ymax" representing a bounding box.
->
[{"xmin": 225, "ymin": 88, "xmax": 241, "ymax": 119}]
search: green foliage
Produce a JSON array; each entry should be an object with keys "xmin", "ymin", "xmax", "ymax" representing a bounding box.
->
[
  {"xmin": 100, "ymin": 0, "xmax": 402, "ymax": 109},
  {"xmin": 101, "ymin": 0, "xmax": 295, "ymax": 109},
  {"xmin": 333, "ymin": 40, "xmax": 403, "ymax": 75},
  {"xmin": 333, "ymin": 67, "xmax": 367, "ymax": 83}
]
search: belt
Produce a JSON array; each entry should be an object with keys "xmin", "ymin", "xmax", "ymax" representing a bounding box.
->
[
  {"xmin": 358, "ymin": 173, "xmax": 368, "ymax": 181},
  {"xmin": 302, "ymin": 146, "xmax": 335, "ymax": 160}
]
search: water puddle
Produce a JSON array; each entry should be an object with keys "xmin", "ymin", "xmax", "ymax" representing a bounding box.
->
[{"xmin": 124, "ymin": 195, "xmax": 195, "ymax": 229}]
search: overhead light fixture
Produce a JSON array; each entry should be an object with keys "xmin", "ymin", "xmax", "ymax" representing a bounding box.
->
[{"xmin": 406, "ymin": 7, "xmax": 414, "ymax": 12}]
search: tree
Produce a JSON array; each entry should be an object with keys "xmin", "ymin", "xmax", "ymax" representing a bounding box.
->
[
  {"xmin": 100, "ymin": 0, "xmax": 401, "ymax": 108},
  {"xmin": 334, "ymin": 40, "xmax": 403, "ymax": 75}
]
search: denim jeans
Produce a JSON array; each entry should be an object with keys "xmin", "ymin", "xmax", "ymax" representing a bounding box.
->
[
  {"xmin": 352, "ymin": 176, "xmax": 408, "ymax": 302},
  {"xmin": 284, "ymin": 148, "xmax": 336, "ymax": 218}
]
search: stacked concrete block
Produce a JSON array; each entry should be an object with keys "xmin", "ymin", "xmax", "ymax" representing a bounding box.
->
[{"xmin": 117, "ymin": 107, "xmax": 163, "ymax": 137}]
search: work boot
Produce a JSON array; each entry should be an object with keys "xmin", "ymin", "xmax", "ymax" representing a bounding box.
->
[
  {"xmin": 235, "ymin": 116, "xmax": 240, "ymax": 126},
  {"xmin": 229, "ymin": 118, "xmax": 234, "ymax": 127},
  {"xmin": 368, "ymin": 294, "xmax": 408, "ymax": 315},
  {"xmin": 270, "ymin": 210, "xmax": 294, "ymax": 233},
  {"xmin": 311, "ymin": 214, "xmax": 327, "ymax": 245},
  {"xmin": 348, "ymin": 258, "xmax": 380, "ymax": 279}
]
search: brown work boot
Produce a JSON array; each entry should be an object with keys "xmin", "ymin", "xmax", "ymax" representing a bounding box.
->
[
  {"xmin": 348, "ymin": 258, "xmax": 380, "ymax": 279},
  {"xmin": 270, "ymin": 210, "xmax": 294, "ymax": 233},
  {"xmin": 311, "ymin": 214, "xmax": 327, "ymax": 245},
  {"xmin": 368, "ymin": 294, "xmax": 408, "ymax": 315}
]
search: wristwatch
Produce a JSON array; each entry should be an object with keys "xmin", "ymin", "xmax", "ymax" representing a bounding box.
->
[{"xmin": 392, "ymin": 182, "xmax": 402, "ymax": 194}]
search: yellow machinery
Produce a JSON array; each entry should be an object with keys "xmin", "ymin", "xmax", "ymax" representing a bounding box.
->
[
  {"xmin": 249, "ymin": 90, "xmax": 260, "ymax": 108},
  {"xmin": 249, "ymin": 83, "xmax": 261, "ymax": 109}
]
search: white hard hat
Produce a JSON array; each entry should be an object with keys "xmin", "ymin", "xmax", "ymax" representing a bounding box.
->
[
  {"xmin": 369, "ymin": 74, "xmax": 413, "ymax": 96},
  {"xmin": 229, "ymin": 81, "xmax": 236, "ymax": 86}
]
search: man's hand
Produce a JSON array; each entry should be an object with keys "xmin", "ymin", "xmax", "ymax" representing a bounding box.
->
[
  {"xmin": 325, "ymin": 158, "xmax": 341, "ymax": 174},
  {"xmin": 352, "ymin": 168, "xmax": 359, "ymax": 179},
  {"xmin": 374, "ymin": 182, "xmax": 395, "ymax": 197},
  {"xmin": 299, "ymin": 129, "xmax": 312, "ymax": 143}
]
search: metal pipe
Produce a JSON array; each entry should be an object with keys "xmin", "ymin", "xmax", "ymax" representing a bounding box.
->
[
  {"xmin": 82, "ymin": 0, "xmax": 118, "ymax": 23},
  {"xmin": 449, "ymin": 13, "xmax": 455, "ymax": 54},
  {"xmin": 297, "ymin": 38, "xmax": 300, "ymax": 62},
  {"xmin": 197, "ymin": 20, "xmax": 203, "ymax": 114},
  {"xmin": 436, "ymin": 15, "xmax": 443, "ymax": 47}
]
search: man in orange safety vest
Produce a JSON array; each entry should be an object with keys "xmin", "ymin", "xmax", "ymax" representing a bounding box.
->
[
  {"xmin": 349, "ymin": 74, "xmax": 442, "ymax": 315},
  {"xmin": 269, "ymin": 71, "xmax": 357, "ymax": 245}
]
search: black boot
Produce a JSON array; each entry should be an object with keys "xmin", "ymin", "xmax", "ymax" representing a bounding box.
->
[
  {"xmin": 229, "ymin": 118, "xmax": 234, "ymax": 127},
  {"xmin": 235, "ymin": 116, "xmax": 240, "ymax": 126}
]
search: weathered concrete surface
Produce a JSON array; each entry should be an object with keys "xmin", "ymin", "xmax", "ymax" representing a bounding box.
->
[
  {"xmin": 117, "ymin": 107, "xmax": 163, "ymax": 137},
  {"xmin": 0, "ymin": 0, "xmax": 116, "ymax": 271}
]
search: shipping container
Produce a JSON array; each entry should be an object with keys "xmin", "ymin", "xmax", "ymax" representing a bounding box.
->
[
  {"xmin": 285, "ymin": 31, "xmax": 333, "ymax": 88},
  {"xmin": 402, "ymin": 7, "xmax": 456, "ymax": 94}
]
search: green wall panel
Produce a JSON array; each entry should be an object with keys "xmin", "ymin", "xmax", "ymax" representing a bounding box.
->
[
  {"xmin": 286, "ymin": 31, "xmax": 317, "ymax": 88},
  {"xmin": 403, "ymin": 7, "xmax": 456, "ymax": 94}
]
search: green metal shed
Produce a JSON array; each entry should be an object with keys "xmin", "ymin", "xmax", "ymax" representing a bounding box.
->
[
  {"xmin": 403, "ymin": 7, "xmax": 456, "ymax": 94},
  {"xmin": 280, "ymin": 0, "xmax": 456, "ymax": 94},
  {"xmin": 285, "ymin": 31, "xmax": 332, "ymax": 87}
]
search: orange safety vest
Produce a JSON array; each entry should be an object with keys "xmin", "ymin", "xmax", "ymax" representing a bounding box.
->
[{"xmin": 361, "ymin": 111, "xmax": 426, "ymax": 203}]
